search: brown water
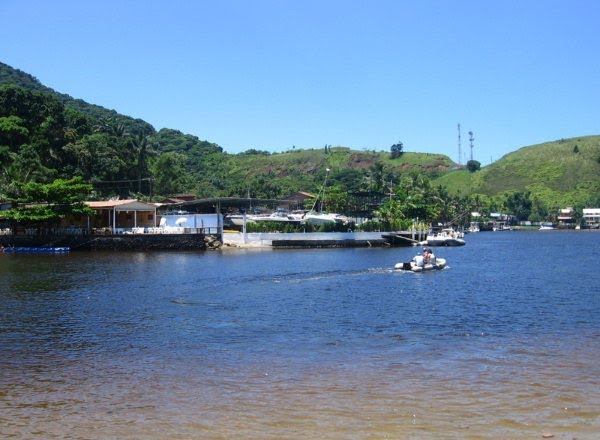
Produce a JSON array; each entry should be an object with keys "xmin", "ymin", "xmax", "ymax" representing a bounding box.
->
[{"xmin": 1, "ymin": 231, "xmax": 599, "ymax": 439}]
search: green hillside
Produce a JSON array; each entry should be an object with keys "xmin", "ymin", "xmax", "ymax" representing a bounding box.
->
[
  {"xmin": 435, "ymin": 136, "xmax": 600, "ymax": 208},
  {"xmin": 2, "ymin": 60, "xmax": 599, "ymax": 225},
  {"xmin": 0, "ymin": 61, "xmax": 153, "ymax": 135}
]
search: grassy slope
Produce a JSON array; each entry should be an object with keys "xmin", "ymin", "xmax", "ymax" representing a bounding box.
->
[
  {"xmin": 226, "ymin": 147, "xmax": 455, "ymax": 179},
  {"xmin": 435, "ymin": 136, "xmax": 600, "ymax": 206}
]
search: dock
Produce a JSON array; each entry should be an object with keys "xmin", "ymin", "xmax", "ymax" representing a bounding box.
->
[
  {"xmin": 271, "ymin": 238, "xmax": 388, "ymax": 248},
  {"xmin": 224, "ymin": 231, "xmax": 423, "ymax": 249},
  {"xmin": 381, "ymin": 230, "xmax": 427, "ymax": 246}
]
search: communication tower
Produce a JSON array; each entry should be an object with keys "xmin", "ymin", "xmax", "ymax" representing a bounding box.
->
[
  {"xmin": 468, "ymin": 131, "xmax": 475, "ymax": 161},
  {"xmin": 457, "ymin": 123, "xmax": 462, "ymax": 164}
]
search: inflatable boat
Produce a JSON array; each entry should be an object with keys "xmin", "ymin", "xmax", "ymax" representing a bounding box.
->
[{"xmin": 394, "ymin": 257, "xmax": 447, "ymax": 272}]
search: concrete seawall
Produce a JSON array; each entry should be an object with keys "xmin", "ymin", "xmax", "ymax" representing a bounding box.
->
[{"xmin": 0, "ymin": 234, "xmax": 209, "ymax": 251}]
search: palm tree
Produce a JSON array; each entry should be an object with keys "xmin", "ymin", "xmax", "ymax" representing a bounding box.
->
[
  {"xmin": 129, "ymin": 134, "xmax": 155, "ymax": 194},
  {"xmin": 95, "ymin": 116, "xmax": 127, "ymax": 137}
]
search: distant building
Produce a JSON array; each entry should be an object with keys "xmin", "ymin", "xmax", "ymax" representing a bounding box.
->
[
  {"xmin": 286, "ymin": 191, "xmax": 316, "ymax": 210},
  {"xmin": 583, "ymin": 208, "xmax": 600, "ymax": 228},
  {"xmin": 557, "ymin": 207, "xmax": 575, "ymax": 227}
]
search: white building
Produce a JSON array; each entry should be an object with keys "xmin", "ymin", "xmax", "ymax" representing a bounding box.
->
[{"xmin": 582, "ymin": 208, "xmax": 600, "ymax": 228}]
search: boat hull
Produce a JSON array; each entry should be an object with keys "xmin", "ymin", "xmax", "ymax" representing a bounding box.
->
[
  {"xmin": 394, "ymin": 258, "xmax": 447, "ymax": 272},
  {"xmin": 426, "ymin": 238, "xmax": 465, "ymax": 246}
]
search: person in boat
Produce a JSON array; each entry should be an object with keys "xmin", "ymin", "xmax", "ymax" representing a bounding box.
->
[
  {"xmin": 413, "ymin": 253, "xmax": 425, "ymax": 267},
  {"xmin": 427, "ymin": 248, "xmax": 436, "ymax": 265},
  {"xmin": 422, "ymin": 247, "xmax": 430, "ymax": 264}
]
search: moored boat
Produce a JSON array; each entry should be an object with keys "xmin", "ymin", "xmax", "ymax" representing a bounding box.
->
[
  {"xmin": 539, "ymin": 224, "xmax": 555, "ymax": 230},
  {"xmin": 467, "ymin": 222, "xmax": 480, "ymax": 233},
  {"xmin": 425, "ymin": 228, "xmax": 465, "ymax": 246}
]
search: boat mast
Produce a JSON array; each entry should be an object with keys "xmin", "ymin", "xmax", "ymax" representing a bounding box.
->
[{"xmin": 310, "ymin": 168, "xmax": 331, "ymax": 213}]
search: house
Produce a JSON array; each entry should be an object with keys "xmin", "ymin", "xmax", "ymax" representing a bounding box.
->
[
  {"xmin": 582, "ymin": 208, "xmax": 600, "ymax": 228},
  {"xmin": 557, "ymin": 207, "xmax": 575, "ymax": 227},
  {"xmin": 84, "ymin": 199, "xmax": 158, "ymax": 233},
  {"xmin": 286, "ymin": 191, "xmax": 316, "ymax": 210}
]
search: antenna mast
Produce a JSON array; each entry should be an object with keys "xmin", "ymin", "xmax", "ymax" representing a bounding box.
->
[
  {"xmin": 468, "ymin": 131, "xmax": 475, "ymax": 162},
  {"xmin": 457, "ymin": 123, "xmax": 462, "ymax": 165}
]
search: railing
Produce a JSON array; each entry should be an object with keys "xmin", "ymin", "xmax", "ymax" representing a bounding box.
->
[
  {"xmin": 2, "ymin": 227, "xmax": 221, "ymax": 236},
  {"xmin": 115, "ymin": 227, "xmax": 220, "ymax": 235}
]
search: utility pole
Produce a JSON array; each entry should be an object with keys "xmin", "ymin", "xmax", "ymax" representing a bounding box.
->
[
  {"xmin": 457, "ymin": 123, "xmax": 462, "ymax": 165},
  {"xmin": 468, "ymin": 131, "xmax": 475, "ymax": 161}
]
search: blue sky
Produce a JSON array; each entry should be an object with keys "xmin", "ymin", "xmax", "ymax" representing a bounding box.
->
[{"xmin": 1, "ymin": 1, "xmax": 599, "ymax": 164}]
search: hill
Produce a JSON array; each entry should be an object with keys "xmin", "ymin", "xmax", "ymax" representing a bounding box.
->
[
  {"xmin": 2, "ymin": 60, "xmax": 599, "ymax": 221},
  {"xmin": 0, "ymin": 61, "xmax": 456, "ymax": 202},
  {"xmin": 434, "ymin": 136, "xmax": 600, "ymax": 208},
  {"xmin": 0, "ymin": 61, "xmax": 153, "ymax": 135}
]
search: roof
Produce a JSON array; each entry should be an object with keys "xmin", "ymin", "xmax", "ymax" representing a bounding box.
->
[
  {"xmin": 173, "ymin": 197, "xmax": 294, "ymax": 211},
  {"xmin": 287, "ymin": 191, "xmax": 316, "ymax": 200},
  {"xmin": 86, "ymin": 199, "xmax": 157, "ymax": 211}
]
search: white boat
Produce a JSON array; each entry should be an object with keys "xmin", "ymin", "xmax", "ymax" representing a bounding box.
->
[
  {"xmin": 425, "ymin": 228, "xmax": 465, "ymax": 246},
  {"xmin": 251, "ymin": 210, "xmax": 303, "ymax": 225},
  {"xmin": 224, "ymin": 214, "xmax": 247, "ymax": 227},
  {"xmin": 225, "ymin": 210, "xmax": 303, "ymax": 227},
  {"xmin": 539, "ymin": 224, "xmax": 555, "ymax": 230},
  {"xmin": 294, "ymin": 211, "xmax": 351, "ymax": 226},
  {"xmin": 292, "ymin": 167, "xmax": 353, "ymax": 227},
  {"xmin": 492, "ymin": 222, "xmax": 512, "ymax": 231},
  {"xmin": 395, "ymin": 254, "xmax": 447, "ymax": 272},
  {"xmin": 467, "ymin": 222, "xmax": 480, "ymax": 233}
]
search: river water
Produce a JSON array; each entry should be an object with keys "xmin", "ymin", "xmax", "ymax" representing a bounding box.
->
[{"xmin": 1, "ymin": 230, "xmax": 599, "ymax": 439}]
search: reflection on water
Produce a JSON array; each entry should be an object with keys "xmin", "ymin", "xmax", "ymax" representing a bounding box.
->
[{"xmin": 1, "ymin": 231, "xmax": 600, "ymax": 439}]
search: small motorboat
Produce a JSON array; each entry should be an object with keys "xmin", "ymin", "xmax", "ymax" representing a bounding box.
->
[
  {"xmin": 394, "ymin": 250, "xmax": 447, "ymax": 272},
  {"xmin": 425, "ymin": 228, "xmax": 465, "ymax": 246}
]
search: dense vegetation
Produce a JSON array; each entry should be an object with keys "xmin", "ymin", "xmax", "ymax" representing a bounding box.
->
[{"xmin": 1, "ymin": 61, "xmax": 599, "ymax": 226}]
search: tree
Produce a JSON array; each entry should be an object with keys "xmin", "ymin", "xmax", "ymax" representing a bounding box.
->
[
  {"xmin": 149, "ymin": 152, "xmax": 191, "ymax": 196},
  {"xmin": 0, "ymin": 115, "xmax": 29, "ymax": 149},
  {"xmin": 362, "ymin": 162, "xmax": 387, "ymax": 193},
  {"xmin": 390, "ymin": 141, "xmax": 404, "ymax": 159},
  {"xmin": 466, "ymin": 160, "xmax": 481, "ymax": 172},
  {"xmin": 529, "ymin": 197, "xmax": 549, "ymax": 223},
  {"xmin": 3, "ymin": 177, "xmax": 93, "ymax": 223},
  {"xmin": 504, "ymin": 191, "xmax": 532, "ymax": 221},
  {"xmin": 374, "ymin": 198, "xmax": 405, "ymax": 230},
  {"xmin": 129, "ymin": 133, "xmax": 155, "ymax": 194},
  {"xmin": 323, "ymin": 184, "xmax": 349, "ymax": 213},
  {"xmin": 94, "ymin": 116, "xmax": 127, "ymax": 137}
]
